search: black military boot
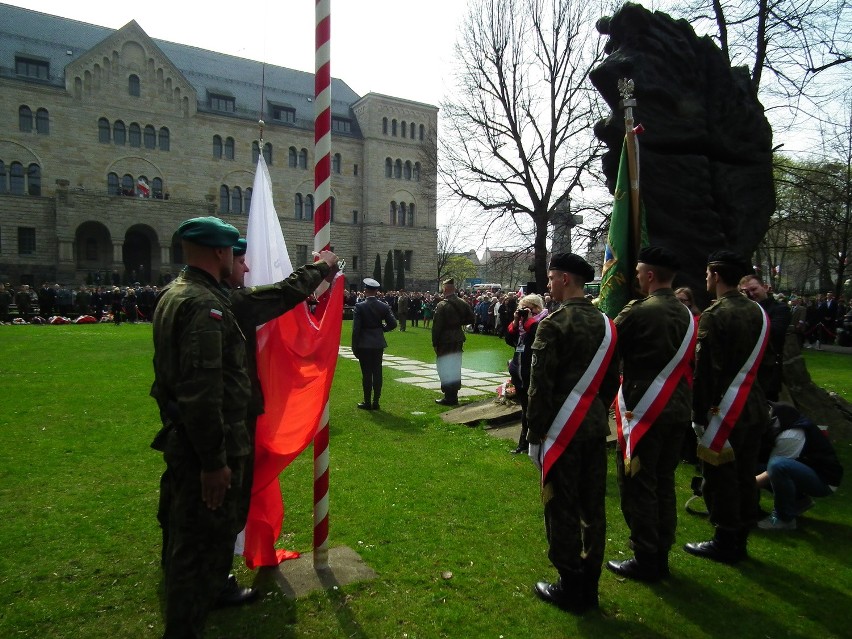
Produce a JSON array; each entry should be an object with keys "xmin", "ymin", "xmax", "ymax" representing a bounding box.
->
[
  {"xmin": 581, "ymin": 563, "xmax": 601, "ymax": 610},
  {"xmin": 357, "ymin": 392, "xmax": 372, "ymax": 410},
  {"xmin": 372, "ymin": 393, "xmax": 380, "ymax": 410},
  {"xmin": 534, "ymin": 571, "xmax": 588, "ymax": 614},
  {"xmin": 605, "ymin": 551, "xmax": 661, "ymax": 582},
  {"xmin": 214, "ymin": 574, "xmax": 260, "ymax": 608},
  {"xmin": 684, "ymin": 529, "xmax": 744, "ymax": 564}
]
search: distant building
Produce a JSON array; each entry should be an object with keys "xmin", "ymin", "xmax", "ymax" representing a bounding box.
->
[{"xmin": 0, "ymin": 4, "xmax": 438, "ymax": 288}]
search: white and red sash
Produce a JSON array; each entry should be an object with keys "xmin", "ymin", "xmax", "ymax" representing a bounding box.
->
[
  {"xmin": 615, "ymin": 305, "xmax": 696, "ymax": 475},
  {"xmin": 698, "ymin": 304, "xmax": 770, "ymax": 465},
  {"xmin": 541, "ymin": 313, "xmax": 617, "ymax": 483}
]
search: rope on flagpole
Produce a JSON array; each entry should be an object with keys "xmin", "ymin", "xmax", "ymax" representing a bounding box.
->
[{"xmin": 313, "ymin": 0, "xmax": 332, "ymax": 570}]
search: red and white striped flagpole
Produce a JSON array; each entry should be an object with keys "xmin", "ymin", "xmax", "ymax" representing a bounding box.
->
[{"xmin": 312, "ymin": 0, "xmax": 332, "ymax": 570}]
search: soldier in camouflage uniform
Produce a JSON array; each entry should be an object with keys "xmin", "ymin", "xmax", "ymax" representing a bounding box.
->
[
  {"xmin": 606, "ymin": 246, "xmax": 693, "ymax": 582},
  {"xmin": 150, "ymin": 216, "xmax": 251, "ymax": 639},
  {"xmin": 684, "ymin": 250, "xmax": 769, "ymax": 564},
  {"xmin": 527, "ymin": 254, "xmax": 620, "ymax": 613},
  {"xmin": 431, "ymin": 278, "xmax": 476, "ymax": 405}
]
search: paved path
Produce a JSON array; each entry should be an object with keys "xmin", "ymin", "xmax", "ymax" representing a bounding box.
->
[{"xmin": 338, "ymin": 346, "xmax": 508, "ymax": 398}]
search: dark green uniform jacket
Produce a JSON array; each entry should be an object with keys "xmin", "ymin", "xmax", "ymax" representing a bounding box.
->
[
  {"xmin": 431, "ymin": 294, "xmax": 475, "ymax": 351},
  {"xmin": 527, "ymin": 298, "xmax": 620, "ymax": 444},
  {"xmin": 614, "ymin": 288, "xmax": 692, "ymax": 422},
  {"xmin": 151, "ymin": 266, "xmax": 251, "ymax": 471}
]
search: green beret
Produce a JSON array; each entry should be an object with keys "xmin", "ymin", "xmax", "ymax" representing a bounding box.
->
[
  {"xmin": 178, "ymin": 216, "xmax": 239, "ymax": 248},
  {"xmin": 548, "ymin": 253, "xmax": 595, "ymax": 282},
  {"xmin": 233, "ymin": 238, "xmax": 247, "ymax": 257},
  {"xmin": 442, "ymin": 278, "xmax": 455, "ymax": 287}
]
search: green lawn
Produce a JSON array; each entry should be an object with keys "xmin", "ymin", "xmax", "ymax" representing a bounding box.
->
[{"xmin": 0, "ymin": 323, "xmax": 849, "ymax": 638}]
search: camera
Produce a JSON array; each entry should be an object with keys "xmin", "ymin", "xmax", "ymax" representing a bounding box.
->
[{"xmin": 518, "ymin": 308, "xmax": 530, "ymax": 319}]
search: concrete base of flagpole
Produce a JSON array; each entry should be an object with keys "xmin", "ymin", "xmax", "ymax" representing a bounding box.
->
[{"xmin": 257, "ymin": 546, "xmax": 376, "ymax": 599}]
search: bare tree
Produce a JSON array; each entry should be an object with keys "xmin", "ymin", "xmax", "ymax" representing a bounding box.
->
[{"xmin": 441, "ymin": 0, "xmax": 607, "ymax": 289}]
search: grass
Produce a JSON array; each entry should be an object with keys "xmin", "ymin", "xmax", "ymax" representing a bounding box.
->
[{"xmin": 0, "ymin": 322, "xmax": 850, "ymax": 638}]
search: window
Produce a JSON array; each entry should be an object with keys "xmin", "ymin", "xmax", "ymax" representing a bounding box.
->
[
  {"xmin": 404, "ymin": 161, "xmax": 412, "ymax": 180},
  {"xmin": 36, "ymin": 109, "xmax": 49, "ymax": 135},
  {"xmin": 121, "ymin": 174, "xmax": 134, "ymax": 196},
  {"xmin": 332, "ymin": 153, "xmax": 341, "ymax": 174},
  {"xmin": 18, "ymin": 227, "xmax": 36, "ymax": 255},
  {"xmin": 296, "ymin": 244, "xmax": 308, "ymax": 266},
  {"xmin": 352, "ymin": 256, "xmax": 359, "ymax": 269},
  {"xmin": 419, "ymin": 124, "xmax": 425, "ymax": 141},
  {"xmin": 144, "ymin": 125, "xmax": 156, "ymax": 149},
  {"xmin": 27, "ymin": 164, "xmax": 40, "ymax": 196},
  {"xmin": 405, "ymin": 250, "xmax": 413, "ymax": 271},
  {"xmin": 231, "ymin": 186, "xmax": 242, "ymax": 214},
  {"xmin": 129, "ymin": 74, "xmax": 140, "ymax": 97},
  {"xmin": 298, "ymin": 148, "xmax": 308, "ymax": 169},
  {"xmin": 107, "ymin": 172, "xmax": 119, "ymax": 195},
  {"xmin": 252, "ymin": 141, "xmax": 260, "ymax": 164},
  {"xmin": 294, "ymin": 193, "xmax": 303, "ymax": 220},
  {"xmin": 288, "ymin": 147, "xmax": 297, "ymax": 168},
  {"xmin": 399, "ymin": 202, "xmax": 407, "ymax": 226},
  {"xmin": 263, "ymin": 143, "xmax": 272, "ymax": 165},
  {"xmin": 85, "ymin": 238, "xmax": 98, "ymax": 261},
  {"xmin": 213, "ymin": 135, "xmax": 223, "ymax": 158},
  {"xmin": 10, "ymin": 162, "xmax": 24, "ymax": 195},
  {"xmin": 409, "ymin": 203, "xmax": 415, "ymax": 226},
  {"xmin": 331, "ymin": 117, "xmax": 351, "ymax": 133},
  {"xmin": 210, "ymin": 93, "xmax": 235, "ymax": 112},
  {"xmin": 401, "ymin": 121, "xmax": 407, "ymax": 138},
  {"xmin": 158, "ymin": 127, "xmax": 170, "ymax": 151},
  {"xmin": 219, "ymin": 185, "xmax": 229, "ymax": 214},
  {"xmin": 382, "ymin": 117, "xmax": 388, "ymax": 135},
  {"xmin": 352, "ymin": 209, "xmax": 359, "ymax": 224},
  {"xmin": 98, "ymin": 118, "xmax": 110, "ymax": 143},
  {"xmin": 114, "ymin": 121, "xmax": 126, "ymax": 145},
  {"xmin": 394, "ymin": 159, "xmax": 402, "ymax": 179},
  {"xmin": 414, "ymin": 162, "xmax": 421, "ymax": 182},
  {"xmin": 354, "ymin": 163, "xmax": 359, "ymax": 176},
  {"xmin": 16, "ymin": 57, "xmax": 48, "ymax": 80},
  {"xmin": 410, "ymin": 122, "xmax": 415, "ymax": 139},
  {"xmin": 392, "ymin": 119, "xmax": 397, "ymax": 136},
  {"xmin": 385, "ymin": 158, "xmax": 392, "ymax": 178},
  {"xmin": 152, "ymin": 177, "xmax": 163, "ymax": 199},
  {"xmin": 129, "ymin": 123, "xmax": 141, "ymax": 147},
  {"xmin": 390, "ymin": 201, "xmax": 397, "ymax": 225},
  {"xmin": 19, "ymin": 106, "xmax": 32, "ymax": 132},
  {"xmin": 272, "ymin": 105, "xmax": 296, "ymax": 123},
  {"xmin": 329, "ymin": 196, "xmax": 335, "ymax": 221},
  {"xmin": 305, "ymin": 194, "xmax": 314, "ymax": 221},
  {"xmin": 0, "ymin": 161, "xmax": 5, "ymax": 194},
  {"xmin": 224, "ymin": 137, "xmax": 234, "ymax": 160},
  {"xmin": 244, "ymin": 187, "xmax": 252, "ymax": 213}
]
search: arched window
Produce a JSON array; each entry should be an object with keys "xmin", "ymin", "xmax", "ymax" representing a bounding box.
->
[
  {"xmin": 410, "ymin": 122, "xmax": 415, "ymax": 139},
  {"xmin": 27, "ymin": 164, "xmax": 41, "ymax": 195},
  {"xmin": 394, "ymin": 159, "xmax": 402, "ymax": 179},
  {"xmin": 252, "ymin": 141, "xmax": 260, "ymax": 164},
  {"xmin": 19, "ymin": 105, "xmax": 32, "ymax": 132},
  {"xmin": 121, "ymin": 174, "xmax": 134, "ymax": 196},
  {"xmin": 414, "ymin": 162, "xmax": 421, "ymax": 182},
  {"xmin": 298, "ymin": 148, "xmax": 308, "ymax": 169},
  {"xmin": 305, "ymin": 194, "xmax": 314, "ymax": 221},
  {"xmin": 98, "ymin": 118, "xmax": 110, "ymax": 143},
  {"xmin": 129, "ymin": 122, "xmax": 141, "ymax": 147},
  {"xmin": 399, "ymin": 202, "xmax": 407, "ymax": 226},
  {"xmin": 219, "ymin": 185, "xmax": 229, "ymax": 214},
  {"xmin": 382, "ymin": 117, "xmax": 388, "ymax": 135},
  {"xmin": 385, "ymin": 158, "xmax": 393, "ymax": 178},
  {"xmin": 128, "ymin": 74, "xmax": 140, "ymax": 97},
  {"xmin": 0, "ymin": 161, "xmax": 6, "ymax": 194},
  {"xmin": 137, "ymin": 175, "xmax": 150, "ymax": 198},
  {"xmin": 36, "ymin": 108, "xmax": 49, "ymax": 134},
  {"xmin": 401, "ymin": 120, "xmax": 407, "ymax": 138},
  {"xmin": 329, "ymin": 196, "xmax": 335, "ymax": 222},
  {"xmin": 392, "ymin": 119, "xmax": 397, "ymax": 136},
  {"xmin": 294, "ymin": 193, "xmax": 303, "ymax": 220},
  {"xmin": 288, "ymin": 147, "xmax": 297, "ymax": 168},
  {"xmin": 390, "ymin": 201, "xmax": 397, "ymax": 225},
  {"xmin": 10, "ymin": 162, "xmax": 24, "ymax": 195},
  {"xmin": 419, "ymin": 124, "xmax": 425, "ymax": 141},
  {"xmin": 231, "ymin": 186, "xmax": 242, "ymax": 214},
  {"xmin": 244, "ymin": 187, "xmax": 252, "ymax": 213},
  {"xmin": 263, "ymin": 142, "xmax": 273, "ymax": 165},
  {"xmin": 332, "ymin": 153, "xmax": 341, "ymax": 174},
  {"xmin": 404, "ymin": 161, "xmax": 412, "ymax": 180},
  {"xmin": 113, "ymin": 121, "xmax": 126, "ymax": 145},
  {"xmin": 144, "ymin": 125, "xmax": 156, "ymax": 149},
  {"xmin": 224, "ymin": 137, "xmax": 234, "ymax": 160},
  {"xmin": 213, "ymin": 135, "xmax": 222, "ymax": 158},
  {"xmin": 409, "ymin": 203, "xmax": 415, "ymax": 226},
  {"xmin": 158, "ymin": 127, "xmax": 170, "ymax": 151},
  {"xmin": 107, "ymin": 172, "xmax": 119, "ymax": 195},
  {"xmin": 152, "ymin": 177, "xmax": 163, "ymax": 199}
]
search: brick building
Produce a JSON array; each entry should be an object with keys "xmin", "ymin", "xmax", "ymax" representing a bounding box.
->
[{"xmin": 0, "ymin": 4, "xmax": 438, "ymax": 289}]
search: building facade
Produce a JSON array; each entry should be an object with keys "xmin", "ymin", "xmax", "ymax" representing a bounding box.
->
[{"xmin": 0, "ymin": 4, "xmax": 438, "ymax": 290}]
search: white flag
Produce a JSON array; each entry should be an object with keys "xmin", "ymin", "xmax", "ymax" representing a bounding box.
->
[{"xmin": 245, "ymin": 155, "xmax": 293, "ymax": 286}]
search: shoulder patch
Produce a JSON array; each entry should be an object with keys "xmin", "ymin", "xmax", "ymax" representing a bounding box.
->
[{"xmin": 209, "ymin": 308, "xmax": 223, "ymax": 321}]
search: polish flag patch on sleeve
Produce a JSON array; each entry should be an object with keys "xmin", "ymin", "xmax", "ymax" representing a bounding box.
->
[{"xmin": 209, "ymin": 308, "xmax": 223, "ymax": 320}]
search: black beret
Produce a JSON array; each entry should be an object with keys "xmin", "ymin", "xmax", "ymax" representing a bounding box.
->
[
  {"xmin": 233, "ymin": 238, "xmax": 247, "ymax": 257},
  {"xmin": 548, "ymin": 253, "xmax": 595, "ymax": 282},
  {"xmin": 638, "ymin": 245, "xmax": 680, "ymax": 270},
  {"xmin": 707, "ymin": 249, "xmax": 750, "ymax": 276},
  {"xmin": 178, "ymin": 216, "xmax": 240, "ymax": 248}
]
